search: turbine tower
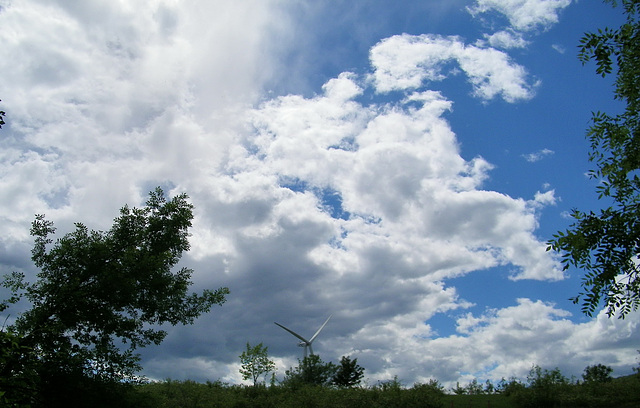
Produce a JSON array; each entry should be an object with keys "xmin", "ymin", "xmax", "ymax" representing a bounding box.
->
[{"xmin": 274, "ymin": 315, "xmax": 332, "ymax": 358}]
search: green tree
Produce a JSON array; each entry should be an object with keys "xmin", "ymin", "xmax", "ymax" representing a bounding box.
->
[
  {"xmin": 239, "ymin": 342, "xmax": 276, "ymax": 386},
  {"xmin": 514, "ymin": 366, "xmax": 571, "ymax": 408},
  {"xmin": 496, "ymin": 377, "xmax": 525, "ymax": 396},
  {"xmin": 526, "ymin": 365, "xmax": 569, "ymax": 388},
  {"xmin": 548, "ymin": 0, "xmax": 640, "ymax": 318},
  {"xmin": 1, "ymin": 188, "xmax": 229, "ymax": 402},
  {"xmin": 0, "ymin": 99, "xmax": 5, "ymax": 128},
  {"xmin": 465, "ymin": 378, "xmax": 484, "ymax": 395},
  {"xmin": 582, "ymin": 363, "xmax": 613, "ymax": 383},
  {"xmin": 484, "ymin": 379, "xmax": 495, "ymax": 394},
  {"xmin": 282, "ymin": 354, "xmax": 337, "ymax": 387},
  {"xmin": 0, "ymin": 329, "xmax": 39, "ymax": 407},
  {"xmin": 451, "ymin": 381, "xmax": 466, "ymax": 395},
  {"xmin": 331, "ymin": 355, "xmax": 365, "ymax": 388}
]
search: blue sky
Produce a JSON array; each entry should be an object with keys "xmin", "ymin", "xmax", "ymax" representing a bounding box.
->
[{"xmin": 0, "ymin": 0, "xmax": 638, "ymax": 387}]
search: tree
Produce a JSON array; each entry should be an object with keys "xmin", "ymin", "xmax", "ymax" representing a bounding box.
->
[
  {"xmin": 239, "ymin": 342, "xmax": 276, "ymax": 386},
  {"xmin": 1, "ymin": 188, "xmax": 229, "ymax": 390},
  {"xmin": 331, "ymin": 355, "xmax": 365, "ymax": 388},
  {"xmin": 0, "ymin": 329, "xmax": 39, "ymax": 407},
  {"xmin": 484, "ymin": 379, "xmax": 495, "ymax": 394},
  {"xmin": 0, "ymin": 99, "xmax": 5, "ymax": 128},
  {"xmin": 282, "ymin": 354, "xmax": 336, "ymax": 387},
  {"xmin": 548, "ymin": 0, "xmax": 640, "ymax": 318},
  {"xmin": 496, "ymin": 377, "xmax": 525, "ymax": 396},
  {"xmin": 451, "ymin": 382, "xmax": 466, "ymax": 395},
  {"xmin": 582, "ymin": 363, "xmax": 613, "ymax": 383},
  {"xmin": 526, "ymin": 365, "xmax": 569, "ymax": 389}
]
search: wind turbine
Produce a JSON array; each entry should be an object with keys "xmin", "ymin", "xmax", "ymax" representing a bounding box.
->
[{"xmin": 274, "ymin": 315, "xmax": 332, "ymax": 358}]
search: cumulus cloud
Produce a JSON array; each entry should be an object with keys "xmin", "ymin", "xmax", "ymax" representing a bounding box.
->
[
  {"xmin": 469, "ymin": 0, "xmax": 573, "ymax": 32},
  {"xmin": 318, "ymin": 298, "xmax": 640, "ymax": 387},
  {"xmin": 370, "ymin": 34, "xmax": 539, "ymax": 102},
  {"xmin": 428, "ymin": 299, "xmax": 640, "ymax": 384},
  {"xmin": 0, "ymin": 0, "xmax": 293, "ymax": 228},
  {"xmin": 468, "ymin": 0, "xmax": 572, "ymax": 55},
  {"xmin": 0, "ymin": 0, "xmax": 637, "ymax": 388},
  {"xmin": 480, "ymin": 30, "xmax": 529, "ymax": 49}
]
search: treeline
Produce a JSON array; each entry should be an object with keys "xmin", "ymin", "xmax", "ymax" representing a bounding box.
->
[
  {"xmin": 138, "ymin": 379, "xmax": 445, "ymax": 408},
  {"xmin": 447, "ymin": 364, "xmax": 640, "ymax": 408},
  {"xmin": 133, "ymin": 363, "xmax": 640, "ymax": 408}
]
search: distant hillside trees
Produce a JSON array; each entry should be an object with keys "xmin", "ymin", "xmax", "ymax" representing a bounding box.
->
[{"xmin": 549, "ymin": 0, "xmax": 640, "ymax": 317}]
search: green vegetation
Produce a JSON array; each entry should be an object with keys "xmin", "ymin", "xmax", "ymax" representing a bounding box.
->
[
  {"xmin": 332, "ymin": 356, "xmax": 366, "ymax": 388},
  {"xmin": 282, "ymin": 354, "xmax": 338, "ymax": 388},
  {"xmin": 239, "ymin": 342, "xmax": 276, "ymax": 386},
  {"xmin": 0, "ymin": 188, "xmax": 229, "ymax": 407},
  {"xmin": 129, "ymin": 364, "xmax": 639, "ymax": 408},
  {"xmin": 278, "ymin": 354, "xmax": 366, "ymax": 390},
  {"xmin": 0, "ymin": 99, "xmax": 5, "ymax": 129},
  {"xmin": 136, "ymin": 377, "xmax": 447, "ymax": 408},
  {"xmin": 549, "ymin": 0, "xmax": 640, "ymax": 318}
]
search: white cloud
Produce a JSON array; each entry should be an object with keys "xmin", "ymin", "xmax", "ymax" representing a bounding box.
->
[
  {"xmin": 532, "ymin": 189, "xmax": 557, "ymax": 209},
  {"xmin": 426, "ymin": 299, "xmax": 640, "ymax": 385},
  {"xmin": 0, "ymin": 0, "xmax": 293, "ymax": 229},
  {"xmin": 1, "ymin": 0, "xmax": 636, "ymax": 390},
  {"xmin": 469, "ymin": 0, "xmax": 573, "ymax": 32},
  {"xmin": 552, "ymin": 43, "xmax": 567, "ymax": 54},
  {"xmin": 480, "ymin": 30, "xmax": 529, "ymax": 49},
  {"xmin": 369, "ymin": 34, "xmax": 538, "ymax": 102},
  {"xmin": 523, "ymin": 148, "xmax": 555, "ymax": 162},
  {"xmin": 319, "ymin": 299, "xmax": 640, "ymax": 387}
]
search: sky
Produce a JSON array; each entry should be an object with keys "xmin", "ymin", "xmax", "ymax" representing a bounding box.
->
[{"xmin": 0, "ymin": 0, "xmax": 638, "ymax": 388}]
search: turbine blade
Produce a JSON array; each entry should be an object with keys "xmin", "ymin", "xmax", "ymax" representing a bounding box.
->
[
  {"xmin": 309, "ymin": 314, "xmax": 332, "ymax": 343},
  {"xmin": 274, "ymin": 322, "xmax": 309, "ymax": 343}
]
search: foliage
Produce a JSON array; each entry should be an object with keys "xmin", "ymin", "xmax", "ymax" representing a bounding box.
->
[
  {"xmin": 0, "ymin": 99, "xmax": 5, "ymax": 129},
  {"xmin": 583, "ymin": 363, "xmax": 614, "ymax": 383},
  {"xmin": 1, "ymin": 188, "xmax": 229, "ymax": 405},
  {"xmin": 464, "ymin": 378, "xmax": 484, "ymax": 395},
  {"xmin": 451, "ymin": 381, "xmax": 466, "ymax": 395},
  {"xmin": 282, "ymin": 354, "xmax": 337, "ymax": 388},
  {"xmin": 138, "ymin": 379, "xmax": 446, "ymax": 408},
  {"xmin": 496, "ymin": 377, "xmax": 525, "ymax": 396},
  {"xmin": 66, "ymin": 365, "xmax": 640, "ymax": 408},
  {"xmin": 239, "ymin": 342, "xmax": 276, "ymax": 386},
  {"xmin": 483, "ymin": 379, "xmax": 495, "ymax": 394},
  {"xmin": 331, "ymin": 355, "xmax": 365, "ymax": 388},
  {"xmin": 0, "ymin": 329, "xmax": 38, "ymax": 407},
  {"xmin": 510, "ymin": 365, "xmax": 570, "ymax": 408},
  {"xmin": 525, "ymin": 365, "xmax": 569, "ymax": 388},
  {"xmin": 548, "ymin": 0, "xmax": 640, "ymax": 318},
  {"xmin": 372, "ymin": 378, "xmax": 445, "ymax": 408},
  {"xmin": 508, "ymin": 364, "xmax": 640, "ymax": 408},
  {"xmin": 373, "ymin": 375, "xmax": 403, "ymax": 394}
]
